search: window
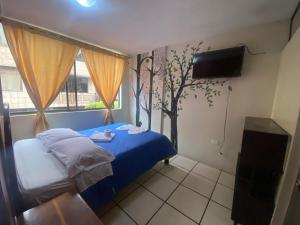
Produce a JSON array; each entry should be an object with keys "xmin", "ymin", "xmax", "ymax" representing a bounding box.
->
[
  {"xmin": 1, "ymin": 69, "xmax": 22, "ymax": 92},
  {"xmin": 0, "ymin": 24, "xmax": 122, "ymax": 113},
  {"xmin": 0, "ymin": 25, "xmax": 35, "ymax": 111},
  {"xmin": 62, "ymin": 76, "xmax": 88, "ymax": 93},
  {"xmin": 47, "ymin": 54, "xmax": 122, "ymax": 112},
  {"xmin": 74, "ymin": 77, "xmax": 88, "ymax": 93},
  {"xmin": 0, "ymin": 24, "xmax": 7, "ymax": 46},
  {"xmin": 74, "ymin": 55, "xmax": 100, "ymax": 109}
]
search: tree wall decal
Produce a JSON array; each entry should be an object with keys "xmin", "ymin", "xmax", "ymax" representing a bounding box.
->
[
  {"xmin": 154, "ymin": 42, "xmax": 227, "ymax": 152},
  {"xmin": 131, "ymin": 48, "xmax": 166, "ymax": 130},
  {"xmin": 130, "ymin": 53, "xmax": 152, "ymax": 127},
  {"xmin": 140, "ymin": 50, "xmax": 164, "ymax": 130}
]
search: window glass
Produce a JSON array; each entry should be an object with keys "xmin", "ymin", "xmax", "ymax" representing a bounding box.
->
[
  {"xmin": 47, "ymin": 84, "xmax": 68, "ymax": 111},
  {"xmin": 76, "ymin": 53, "xmax": 102, "ymax": 109},
  {"xmin": 1, "ymin": 69, "xmax": 22, "ymax": 92},
  {"xmin": 0, "ymin": 24, "xmax": 7, "ymax": 46},
  {"xmin": 0, "ymin": 24, "xmax": 121, "ymax": 113},
  {"xmin": 77, "ymin": 77, "xmax": 88, "ymax": 93},
  {"xmin": 0, "ymin": 25, "xmax": 35, "ymax": 111},
  {"xmin": 75, "ymin": 52, "xmax": 121, "ymax": 110},
  {"xmin": 1, "ymin": 69, "xmax": 35, "ymax": 111}
]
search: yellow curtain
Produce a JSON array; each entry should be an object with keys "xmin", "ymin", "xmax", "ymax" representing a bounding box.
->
[
  {"xmin": 82, "ymin": 49, "xmax": 126, "ymax": 123},
  {"xmin": 3, "ymin": 22, "xmax": 79, "ymax": 133}
]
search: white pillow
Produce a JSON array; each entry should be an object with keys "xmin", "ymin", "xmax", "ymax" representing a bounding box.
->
[
  {"xmin": 36, "ymin": 128, "xmax": 82, "ymax": 151},
  {"xmin": 49, "ymin": 137, "xmax": 115, "ymax": 177}
]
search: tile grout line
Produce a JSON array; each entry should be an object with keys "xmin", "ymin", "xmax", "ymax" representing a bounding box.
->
[
  {"xmin": 188, "ymin": 170, "xmax": 222, "ymax": 183},
  {"xmin": 102, "ymin": 160, "xmax": 172, "ymax": 225},
  {"xmin": 165, "ymin": 202, "xmax": 199, "ymax": 224},
  {"xmin": 104, "ymin": 171, "xmax": 159, "ymax": 224},
  {"xmin": 157, "ymin": 168, "xmax": 234, "ymax": 199},
  {"xmin": 210, "ymin": 199, "xmax": 232, "ymax": 211},
  {"xmin": 157, "ymin": 169, "xmax": 225, "ymax": 199},
  {"xmin": 140, "ymin": 180, "xmax": 199, "ymax": 224},
  {"xmin": 108, "ymin": 156, "xmax": 176, "ymax": 206},
  {"xmin": 97, "ymin": 202, "xmax": 117, "ymax": 217},
  {"xmin": 144, "ymin": 161, "xmax": 200, "ymax": 225},
  {"xmin": 114, "ymin": 168, "xmax": 158, "ymax": 203},
  {"xmin": 198, "ymin": 169, "xmax": 223, "ymax": 225},
  {"xmin": 101, "ymin": 157, "xmax": 231, "ymax": 225},
  {"xmin": 127, "ymin": 161, "xmax": 198, "ymax": 224},
  {"xmin": 156, "ymin": 162, "xmax": 231, "ymax": 203},
  {"xmin": 157, "ymin": 169, "xmax": 233, "ymax": 211},
  {"xmin": 121, "ymin": 159, "xmax": 221, "ymax": 225},
  {"xmin": 138, "ymin": 182, "xmax": 200, "ymax": 224},
  {"xmin": 114, "ymin": 182, "xmax": 142, "ymax": 203},
  {"xmin": 157, "ymin": 169, "xmax": 215, "ymax": 202},
  {"xmin": 164, "ymin": 160, "xmax": 232, "ymax": 184},
  {"xmin": 217, "ymin": 182, "xmax": 234, "ymax": 190},
  {"xmin": 101, "ymin": 183, "xmax": 142, "ymax": 224},
  {"xmin": 113, "ymin": 200, "xmax": 140, "ymax": 225},
  {"xmin": 101, "ymin": 180, "xmax": 145, "ymax": 224},
  {"xmin": 156, "ymin": 167, "xmax": 188, "ymax": 182},
  {"xmin": 159, "ymin": 164, "xmax": 234, "ymax": 217}
]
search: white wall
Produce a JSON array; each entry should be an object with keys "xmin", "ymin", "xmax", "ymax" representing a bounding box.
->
[
  {"xmin": 129, "ymin": 20, "xmax": 289, "ymax": 173},
  {"xmin": 272, "ymin": 30, "xmax": 300, "ymax": 134},
  {"xmin": 270, "ymin": 25, "xmax": 300, "ymax": 225},
  {"xmin": 10, "ymin": 68, "xmax": 130, "ymax": 142}
]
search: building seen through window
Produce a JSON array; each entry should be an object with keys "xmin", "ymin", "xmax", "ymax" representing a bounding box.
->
[{"xmin": 0, "ymin": 24, "xmax": 121, "ymax": 113}]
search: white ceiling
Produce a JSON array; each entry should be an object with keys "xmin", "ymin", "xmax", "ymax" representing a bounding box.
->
[{"xmin": 0, "ymin": 0, "xmax": 298, "ymax": 55}]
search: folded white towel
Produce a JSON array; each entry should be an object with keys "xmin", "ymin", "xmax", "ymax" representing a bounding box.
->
[
  {"xmin": 117, "ymin": 124, "xmax": 147, "ymax": 134},
  {"xmin": 116, "ymin": 124, "xmax": 136, "ymax": 130},
  {"xmin": 128, "ymin": 126, "xmax": 146, "ymax": 135},
  {"xmin": 89, "ymin": 131, "xmax": 116, "ymax": 142}
]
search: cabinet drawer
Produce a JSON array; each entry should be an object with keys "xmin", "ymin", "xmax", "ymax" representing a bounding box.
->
[
  {"xmin": 232, "ymin": 185, "xmax": 274, "ymax": 225},
  {"xmin": 235, "ymin": 155, "xmax": 280, "ymax": 202},
  {"xmin": 241, "ymin": 130, "xmax": 288, "ymax": 172}
]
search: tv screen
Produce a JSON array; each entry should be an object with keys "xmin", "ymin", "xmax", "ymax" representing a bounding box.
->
[{"xmin": 192, "ymin": 46, "xmax": 245, "ymax": 79}]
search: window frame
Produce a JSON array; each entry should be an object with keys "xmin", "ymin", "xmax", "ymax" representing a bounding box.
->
[
  {"xmin": 3, "ymin": 60, "xmax": 122, "ymax": 115},
  {"xmin": 0, "ymin": 23, "xmax": 122, "ymax": 115}
]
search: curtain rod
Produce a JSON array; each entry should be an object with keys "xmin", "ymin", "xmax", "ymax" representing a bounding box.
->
[{"xmin": 0, "ymin": 16, "xmax": 129, "ymax": 59}]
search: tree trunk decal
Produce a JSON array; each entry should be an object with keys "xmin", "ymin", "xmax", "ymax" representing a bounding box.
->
[
  {"xmin": 131, "ymin": 43, "xmax": 226, "ymax": 153},
  {"xmin": 131, "ymin": 48, "xmax": 166, "ymax": 130},
  {"xmin": 135, "ymin": 54, "xmax": 141, "ymax": 126},
  {"xmin": 154, "ymin": 43, "xmax": 227, "ymax": 152},
  {"xmin": 140, "ymin": 50, "xmax": 164, "ymax": 130},
  {"xmin": 131, "ymin": 54, "xmax": 151, "ymax": 127}
]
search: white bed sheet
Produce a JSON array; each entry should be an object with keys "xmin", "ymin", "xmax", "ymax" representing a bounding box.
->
[
  {"xmin": 13, "ymin": 138, "xmax": 113, "ymax": 204},
  {"xmin": 14, "ymin": 139, "xmax": 75, "ymax": 204}
]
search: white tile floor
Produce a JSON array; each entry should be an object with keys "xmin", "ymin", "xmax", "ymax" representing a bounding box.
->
[{"xmin": 97, "ymin": 155, "xmax": 237, "ymax": 225}]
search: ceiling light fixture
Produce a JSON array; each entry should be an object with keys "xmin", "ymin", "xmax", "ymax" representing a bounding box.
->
[{"xmin": 76, "ymin": 0, "xmax": 96, "ymax": 7}]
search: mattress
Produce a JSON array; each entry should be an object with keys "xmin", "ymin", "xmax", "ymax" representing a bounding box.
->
[
  {"xmin": 14, "ymin": 138, "xmax": 113, "ymax": 205},
  {"xmin": 13, "ymin": 123, "xmax": 176, "ymax": 209},
  {"xmin": 80, "ymin": 123, "xmax": 176, "ymax": 208},
  {"xmin": 13, "ymin": 139, "xmax": 75, "ymax": 204}
]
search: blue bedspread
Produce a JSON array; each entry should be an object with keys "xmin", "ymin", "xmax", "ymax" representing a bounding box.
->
[{"xmin": 79, "ymin": 123, "xmax": 176, "ymax": 208}]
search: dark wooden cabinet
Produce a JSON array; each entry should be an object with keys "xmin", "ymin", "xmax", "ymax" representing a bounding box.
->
[{"xmin": 232, "ymin": 117, "xmax": 289, "ymax": 225}]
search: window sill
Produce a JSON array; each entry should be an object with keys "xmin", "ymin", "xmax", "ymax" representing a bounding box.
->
[{"xmin": 10, "ymin": 108, "xmax": 122, "ymax": 116}]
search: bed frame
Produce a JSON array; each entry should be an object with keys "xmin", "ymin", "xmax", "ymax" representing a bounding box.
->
[
  {"xmin": 1, "ymin": 105, "xmax": 25, "ymax": 216},
  {"xmin": 0, "ymin": 114, "xmax": 15, "ymax": 225},
  {"xmin": 3, "ymin": 104, "xmax": 175, "ymax": 210},
  {"xmin": 0, "ymin": 104, "xmax": 19, "ymax": 224}
]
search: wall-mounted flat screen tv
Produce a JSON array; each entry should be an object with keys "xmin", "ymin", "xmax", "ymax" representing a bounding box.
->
[{"xmin": 192, "ymin": 46, "xmax": 245, "ymax": 79}]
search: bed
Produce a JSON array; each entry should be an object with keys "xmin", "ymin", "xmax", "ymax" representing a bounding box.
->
[
  {"xmin": 14, "ymin": 138, "xmax": 76, "ymax": 205},
  {"xmin": 14, "ymin": 122, "xmax": 176, "ymax": 209}
]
